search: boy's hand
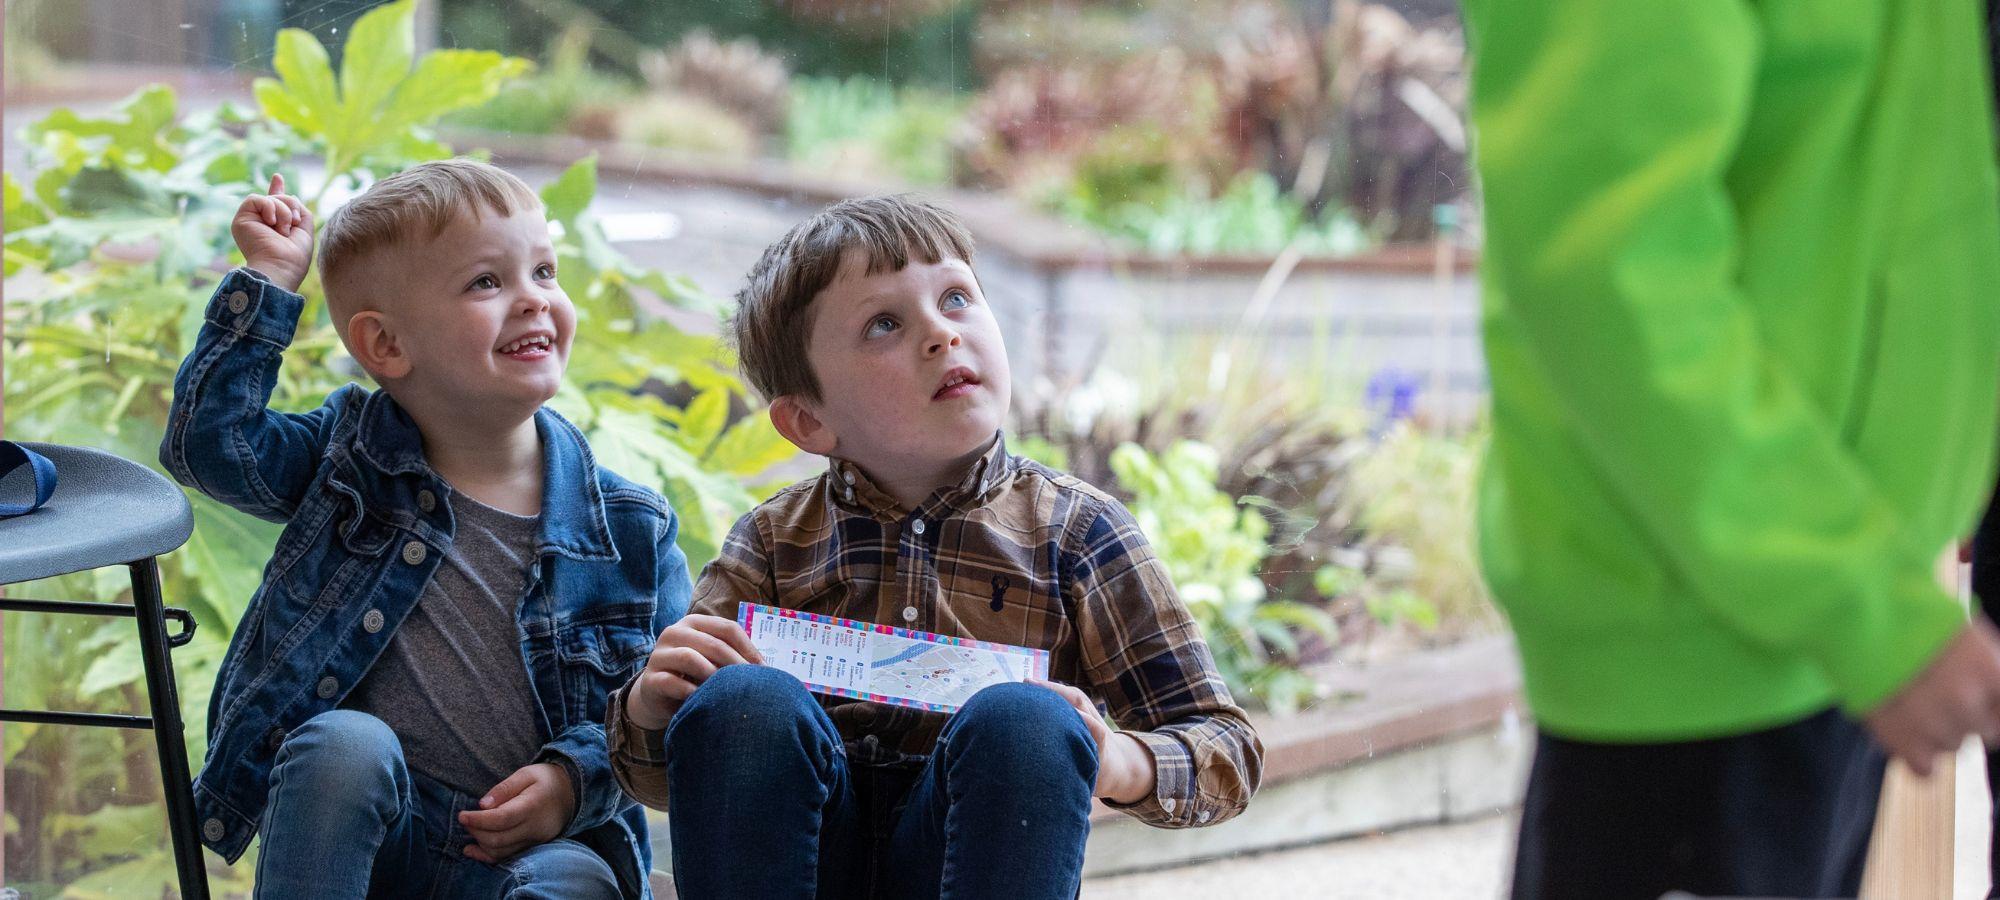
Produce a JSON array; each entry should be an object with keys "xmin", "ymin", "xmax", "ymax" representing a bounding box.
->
[
  {"xmin": 625, "ymin": 614, "xmax": 764, "ymax": 731},
  {"xmin": 458, "ymin": 762, "xmax": 574, "ymax": 864},
  {"xmin": 1032, "ymin": 679, "xmax": 1157, "ymax": 805},
  {"xmin": 231, "ymin": 174, "xmax": 313, "ymax": 293},
  {"xmin": 1866, "ymin": 617, "xmax": 2000, "ymax": 777}
]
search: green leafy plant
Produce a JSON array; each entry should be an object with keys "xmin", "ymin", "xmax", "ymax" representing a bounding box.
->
[
  {"xmin": 251, "ymin": 0, "xmax": 532, "ymax": 202},
  {"xmin": 1322, "ymin": 423, "xmax": 1493, "ymax": 638},
  {"xmin": 446, "ymin": 25, "xmax": 640, "ymax": 140},
  {"xmin": 786, "ymin": 76, "xmax": 964, "ymax": 186},
  {"xmin": 3, "ymin": 1, "xmax": 793, "ymax": 892},
  {"xmin": 1314, "ymin": 548, "xmax": 1438, "ymax": 633},
  {"xmin": 1058, "ymin": 167, "xmax": 1367, "ymax": 258},
  {"xmin": 1110, "ymin": 441, "xmax": 1336, "ymax": 713}
]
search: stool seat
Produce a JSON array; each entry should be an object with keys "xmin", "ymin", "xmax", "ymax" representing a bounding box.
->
[{"xmin": 0, "ymin": 442, "xmax": 193, "ymax": 585}]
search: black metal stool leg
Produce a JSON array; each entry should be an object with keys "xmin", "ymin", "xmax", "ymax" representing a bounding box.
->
[{"xmin": 130, "ymin": 558, "xmax": 209, "ymax": 900}]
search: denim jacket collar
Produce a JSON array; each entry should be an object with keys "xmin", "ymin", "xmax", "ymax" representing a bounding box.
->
[{"xmin": 351, "ymin": 391, "xmax": 617, "ymax": 562}]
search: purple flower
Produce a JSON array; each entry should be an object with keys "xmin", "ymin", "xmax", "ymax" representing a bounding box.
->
[{"xmin": 1365, "ymin": 367, "xmax": 1422, "ymax": 435}]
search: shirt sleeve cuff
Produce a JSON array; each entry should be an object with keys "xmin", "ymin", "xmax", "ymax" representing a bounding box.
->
[
  {"xmin": 1823, "ymin": 568, "xmax": 1967, "ymax": 716},
  {"xmin": 606, "ymin": 677, "xmax": 670, "ymax": 804},
  {"xmin": 1101, "ymin": 729, "xmax": 1197, "ymax": 828}
]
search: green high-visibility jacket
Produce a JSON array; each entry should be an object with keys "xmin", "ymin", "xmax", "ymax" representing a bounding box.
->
[{"xmin": 1463, "ymin": 0, "xmax": 2000, "ymax": 740}]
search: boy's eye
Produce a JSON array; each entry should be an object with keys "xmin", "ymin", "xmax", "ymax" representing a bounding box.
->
[
  {"xmin": 866, "ymin": 316, "xmax": 899, "ymax": 338},
  {"xmin": 942, "ymin": 290, "xmax": 970, "ymax": 311},
  {"xmin": 535, "ymin": 263, "xmax": 556, "ymax": 280},
  {"xmin": 469, "ymin": 274, "xmax": 499, "ymax": 291}
]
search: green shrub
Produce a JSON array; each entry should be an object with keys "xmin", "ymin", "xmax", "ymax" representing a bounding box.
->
[
  {"xmin": 1057, "ymin": 166, "xmax": 1367, "ymax": 258},
  {"xmin": 1324, "ymin": 423, "xmax": 1494, "ymax": 637},
  {"xmin": 611, "ymin": 92, "xmax": 760, "ymax": 158},
  {"xmin": 1110, "ymin": 441, "xmax": 1336, "ymax": 713},
  {"xmin": 786, "ymin": 76, "xmax": 964, "ymax": 186},
  {"xmin": 445, "ymin": 25, "xmax": 638, "ymax": 138}
]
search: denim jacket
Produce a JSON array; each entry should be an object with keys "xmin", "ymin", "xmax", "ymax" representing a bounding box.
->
[{"xmin": 161, "ymin": 268, "xmax": 689, "ymax": 896}]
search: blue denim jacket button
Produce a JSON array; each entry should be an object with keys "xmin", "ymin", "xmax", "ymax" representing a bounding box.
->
[
  {"xmin": 401, "ymin": 541, "xmax": 426, "ymax": 565},
  {"xmin": 202, "ymin": 818, "xmax": 226, "ymax": 842},
  {"xmin": 227, "ymin": 290, "xmax": 249, "ymax": 314},
  {"xmin": 417, "ymin": 489, "xmax": 436, "ymax": 513},
  {"xmin": 316, "ymin": 676, "xmax": 338, "ymax": 699},
  {"xmin": 362, "ymin": 609, "xmax": 385, "ymax": 633}
]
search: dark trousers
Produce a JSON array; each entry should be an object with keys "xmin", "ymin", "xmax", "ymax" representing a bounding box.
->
[
  {"xmin": 1974, "ymin": 476, "xmax": 2000, "ymax": 896},
  {"xmin": 662, "ymin": 665, "xmax": 1099, "ymax": 900},
  {"xmin": 1511, "ymin": 708, "xmax": 1886, "ymax": 900}
]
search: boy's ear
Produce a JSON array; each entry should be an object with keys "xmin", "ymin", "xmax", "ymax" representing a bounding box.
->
[
  {"xmin": 768, "ymin": 395, "xmax": 838, "ymax": 457},
  {"xmin": 346, "ymin": 310, "xmax": 412, "ymax": 381}
]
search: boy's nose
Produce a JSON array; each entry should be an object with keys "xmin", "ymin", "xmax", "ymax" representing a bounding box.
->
[
  {"xmin": 517, "ymin": 292, "xmax": 550, "ymax": 316},
  {"xmin": 925, "ymin": 327, "xmax": 962, "ymax": 357}
]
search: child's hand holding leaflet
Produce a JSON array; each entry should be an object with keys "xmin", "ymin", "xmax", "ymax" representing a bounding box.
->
[{"xmin": 738, "ymin": 603, "xmax": 1049, "ymax": 713}]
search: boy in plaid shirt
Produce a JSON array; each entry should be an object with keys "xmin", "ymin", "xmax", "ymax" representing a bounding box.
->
[{"xmin": 607, "ymin": 195, "xmax": 1262, "ymax": 898}]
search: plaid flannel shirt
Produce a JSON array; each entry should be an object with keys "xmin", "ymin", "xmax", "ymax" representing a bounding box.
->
[{"xmin": 608, "ymin": 436, "xmax": 1263, "ymax": 828}]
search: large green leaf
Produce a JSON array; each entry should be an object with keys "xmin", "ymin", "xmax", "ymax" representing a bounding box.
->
[
  {"xmin": 709, "ymin": 413, "xmax": 798, "ymax": 478},
  {"xmin": 5, "ymin": 171, "xmax": 49, "ymax": 229},
  {"xmin": 77, "ymin": 640, "xmax": 143, "ymax": 699},
  {"xmin": 382, "ymin": 49, "xmax": 534, "ymax": 135},
  {"xmin": 23, "ymin": 86, "xmax": 180, "ymax": 172},
  {"xmin": 339, "ymin": 0, "xmax": 418, "ymax": 126},
  {"xmin": 540, "ymin": 154, "xmax": 598, "ymax": 226},
  {"xmin": 57, "ymin": 850, "xmax": 176, "ymax": 900},
  {"xmin": 680, "ymin": 387, "xmax": 729, "ymax": 455},
  {"xmin": 259, "ymin": 27, "xmax": 340, "ymax": 135},
  {"xmin": 253, "ymin": 0, "xmax": 528, "ymax": 183}
]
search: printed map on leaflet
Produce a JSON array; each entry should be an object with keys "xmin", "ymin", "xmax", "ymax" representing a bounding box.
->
[{"xmin": 737, "ymin": 602, "xmax": 1050, "ymax": 712}]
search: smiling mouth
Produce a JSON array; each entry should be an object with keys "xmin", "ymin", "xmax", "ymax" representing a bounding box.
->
[
  {"xmin": 497, "ymin": 335, "xmax": 554, "ymax": 356},
  {"xmin": 934, "ymin": 369, "xmax": 981, "ymax": 400}
]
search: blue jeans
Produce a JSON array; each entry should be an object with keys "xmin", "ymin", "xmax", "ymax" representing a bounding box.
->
[
  {"xmin": 665, "ymin": 665, "xmax": 1099, "ymax": 900},
  {"xmin": 255, "ymin": 710, "xmax": 622, "ymax": 900}
]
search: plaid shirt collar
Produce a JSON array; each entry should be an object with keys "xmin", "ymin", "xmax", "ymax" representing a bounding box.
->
[{"xmin": 825, "ymin": 431, "xmax": 1013, "ymax": 520}]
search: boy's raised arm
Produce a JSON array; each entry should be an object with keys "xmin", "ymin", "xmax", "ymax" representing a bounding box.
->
[
  {"xmin": 1067, "ymin": 496, "xmax": 1264, "ymax": 828},
  {"xmin": 160, "ymin": 177, "xmax": 348, "ymax": 522}
]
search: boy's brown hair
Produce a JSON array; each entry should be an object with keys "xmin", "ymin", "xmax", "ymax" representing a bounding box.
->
[
  {"xmin": 732, "ymin": 194, "xmax": 976, "ymax": 402},
  {"xmin": 317, "ymin": 158, "xmax": 543, "ymax": 325}
]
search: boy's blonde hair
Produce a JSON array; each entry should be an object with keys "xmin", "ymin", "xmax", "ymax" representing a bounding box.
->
[
  {"xmin": 732, "ymin": 194, "xmax": 976, "ymax": 403},
  {"xmin": 317, "ymin": 158, "xmax": 543, "ymax": 324}
]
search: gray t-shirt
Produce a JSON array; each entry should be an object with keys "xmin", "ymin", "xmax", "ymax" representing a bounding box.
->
[{"xmin": 344, "ymin": 488, "xmax": 544, "ymax": 796}]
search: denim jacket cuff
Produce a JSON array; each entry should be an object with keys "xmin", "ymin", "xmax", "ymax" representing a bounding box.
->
[
  {"xmin": 205, "ymin": 267, "xmax": 304, "ymax": 348},
  {"xmin": 540, "ymin": 750, "xmax": 587, "ymax": 834},
  {"xmin": 537, "ymin": 725, "xmax": 622, "ymax": 837}
]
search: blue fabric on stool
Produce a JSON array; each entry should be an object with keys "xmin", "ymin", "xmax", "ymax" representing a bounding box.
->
[
  {"xmin": 0, "ymin": 441, "xmax": 57, "ymax": 518},
  {"xmin": 0, "ymin": 442, "xmax": 192, "ymax": 585}
]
